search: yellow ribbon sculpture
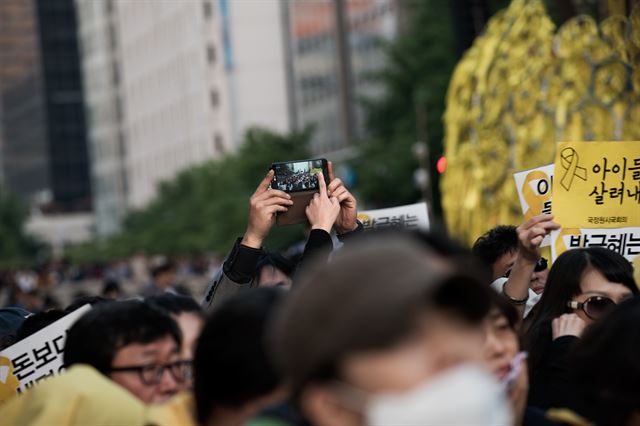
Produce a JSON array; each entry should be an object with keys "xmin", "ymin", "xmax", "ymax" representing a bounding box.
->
[{"xmin": 441, "ymin": 0, "xmax": 640, "ymax": 245}]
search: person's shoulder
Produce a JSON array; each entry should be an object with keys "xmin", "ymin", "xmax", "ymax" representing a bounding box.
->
[{"xmin": 147, "ymin": 392, "xmax": 197, "ymax": 426}]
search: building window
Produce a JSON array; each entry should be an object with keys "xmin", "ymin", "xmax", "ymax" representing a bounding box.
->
[
  {"xmin": 214, "ymin": 134, "xmax": 224, "ymax": 153},
  {"xmin": 210, "ymin": 89, "xmax": 219, "ymax": 108},
  {"xmin": 206, "ymin": 45, "xmax": 216, "ymax": 64},
  {"xmin": 203, "ymin": 1, "xmax": 213, "ymax": 19}
]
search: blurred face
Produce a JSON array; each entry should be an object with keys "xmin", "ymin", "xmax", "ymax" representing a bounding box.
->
[
  {"xmin": 530, "ymin": 268, "xmax": 548, "ymax": 294},
  {"xmin": 109, "ymin": 335, "xmax": 181, "ymax": 404},
  {"xmin": 173, "ymin": 312, "xmax": 203, "ymax": 391},
  {"xmin": 156, "ymin": 271, "xmax": 176, "ymax": 290},
  {"xmin": 257, "ymin": 266, "xmax": 292, "ymax": 289},
  {"xmin": 482, "ymin": 309, "xmax": 519, "ymax": 380},
  {"xmin": 301, "ymin": 311, "xmax": 485, "ymax": 426},
  {"xmin": 571, "ymin": 268, "xmax": 634, "ymax": 324},
  {"xmin": 492, "ymin": 250, "xmax": 516, "ymax": 281}
]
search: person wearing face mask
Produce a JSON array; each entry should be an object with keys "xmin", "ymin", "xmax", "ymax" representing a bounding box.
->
[
  {"xmin": 269, "ymin": 238, "xmax": 511, "ymax": 426},
  {"xmin": 524, "ymin": 247, "xmax": 638, "ymax": 410}
]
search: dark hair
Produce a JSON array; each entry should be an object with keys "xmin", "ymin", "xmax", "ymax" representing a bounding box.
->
[
  {"xmin": 194, "ymin": 288, "xmax": 285, "ymax": 424},
  {"xmin": 15, "ymin": 309, "xmax": 66, "ymax": 342},
  {"xmin": 488, "ymin": 291, "xmax": 519, "ymax": 331},
  {"xmin": 102, "ymin": 279, "xmax": 121, "ymax": 296},
  {"xmin": 525, "ymin": 248, "xmax": 637, "ymax": 373},
  {"xmin": 256, "ymin": 253, "xmax": 295, "ymax": 279},
  {"xmin": 64, "ymin": 300, "xmax": 182, "ymax": 375},
  {"xmin": 151, "ymin": 260, "xmax": 175, "ymax": 278},
  {"xmin": 471, "ymin": 225, "xmax": 518, "ymax": 268},
  {"xmin": 566, "ymin": 296, "xmax": 640, "ymax": 426},
  {"xmin": 146, "ymin": 293, "xmax": 204, "ymax": 318},
  {"xmin": 64, "ymin": 295, "xmax": 112, "ymax": 314}
]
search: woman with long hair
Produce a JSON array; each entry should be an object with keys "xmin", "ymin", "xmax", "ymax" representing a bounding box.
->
[{"xmin": 525, "ymin": 247, "xmax": 638, "ymax": 409}]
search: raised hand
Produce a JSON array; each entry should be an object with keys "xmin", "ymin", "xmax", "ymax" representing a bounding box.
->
[
  {"xmin": 242, "ymin": 170, "xmax": 293, "ymax": 249},
  {"xmin": 305, "ymin": 172, "xmax": 340, "ymax": 233},
  {"xmin": 327, "ymin": 161, "xmax": 358, "ymax": 234}
]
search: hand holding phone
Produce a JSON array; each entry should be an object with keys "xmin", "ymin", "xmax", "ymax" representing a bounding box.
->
[
  {"xmin": 305, "ymin": 173, "xmax": 340, "ymax": 233},
  {"xmin": 242, "ymin": 170, "xmax": 294, "ymax": 248},
  {"xmin": 271, "ymin": 159, "xmax": 329, "ymax": 226}
]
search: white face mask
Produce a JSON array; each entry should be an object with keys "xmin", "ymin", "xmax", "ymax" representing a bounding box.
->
[{"xmin": 366, "ymin": 364, "xmax": 512, "ymax": 426}]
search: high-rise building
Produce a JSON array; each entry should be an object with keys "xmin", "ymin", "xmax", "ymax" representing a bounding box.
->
[
  {"xmin": 288, "ymin": 0, "xmax": 399, "ymax": 154},
  {"xmin": 75, "ymin": 0, "xmax": 233, "ymax": 234},
  {"xmin": 0, "ymin": 0, "xmax": 91, "ymax": 212}
]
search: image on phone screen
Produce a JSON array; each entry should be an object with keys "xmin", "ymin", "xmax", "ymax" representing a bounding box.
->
[{"xmin": 273, "ymin": 160, "xmax": 324, "ymax": 192}]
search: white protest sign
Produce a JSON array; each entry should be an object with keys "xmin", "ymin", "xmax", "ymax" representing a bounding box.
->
[
  {"xmin": 513, "ymin": 164, "xmax": 554, "ymax": 246},
  {"xmin": 357, "ymin": 202, "xmax": 429, "ymax": 231},
  {"xmin": 551, "ymin": 227, "xmax": 640, "ymax": 262},
  {"xmin": 0, "ymin": 304, "xmax": 91, "ymax": 399}
]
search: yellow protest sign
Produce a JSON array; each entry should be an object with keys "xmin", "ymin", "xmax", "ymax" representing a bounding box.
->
[{"xmin": 552, "ymin": 141, "xmax": 640, "ymax": 229}]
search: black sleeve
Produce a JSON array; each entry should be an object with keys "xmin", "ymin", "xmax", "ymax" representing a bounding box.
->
[
  {"xmin": 301, "ymin": 229, "xmax": 333, "ymax": 263},
  {"xmin": 222, "ymin": 238, "xmax": 264, "ymax": 284},
  {"xmin": 336, "ymin": 220, "xmax": 364, "ymax": 244}
]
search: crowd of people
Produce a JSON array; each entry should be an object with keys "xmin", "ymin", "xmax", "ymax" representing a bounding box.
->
[
  {"xmin": 1, "ymin": 167, "xmax": 640, "ymax": 426},
  {"xmin": 273, "ymin": 170, "xmax": 319, "ymax": 192}
]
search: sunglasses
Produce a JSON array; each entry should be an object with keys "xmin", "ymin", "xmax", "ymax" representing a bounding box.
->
[
  {"xmin": 503, "ymin": 257, "xmax": 547, "ymax": 278},
  {"xmin": 567, "ymin": 296, "xmax": 616, "ymax": 320}
]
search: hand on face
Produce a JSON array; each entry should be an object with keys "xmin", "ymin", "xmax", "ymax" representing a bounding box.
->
[
  {"xmin": 552, "ymin": 313, "xmax": 587, "ymax": 340},
  {"xmin": 306, "ymin": 172, "xmax": 341, "ymax": 233},
  {"xmin": 243, "ymin": 170, "xmax": 293, "ymax": 248}
]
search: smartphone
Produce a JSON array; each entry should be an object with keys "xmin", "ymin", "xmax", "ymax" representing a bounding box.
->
[
  {"xmin": 271, "ymin": 159, "xmax": 329, "ymax": 193},
  {"xmin": 270, "ymin": 159, "xmax": 329, "ymax": 225}
]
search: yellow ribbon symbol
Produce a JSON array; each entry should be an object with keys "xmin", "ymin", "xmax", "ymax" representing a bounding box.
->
[
  {"xmin": 522, "ymin": 170, "xmax": 552, "ymax": 220},
  {"xmin": 559, "ymin": 147, "xmax": 587, "ymax": 191},
  {"xmin": 553, "ymin": 228, "xmax": 582, "ymax": 261}
]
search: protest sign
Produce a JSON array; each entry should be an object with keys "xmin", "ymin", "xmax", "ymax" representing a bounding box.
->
[
  {"xmin": 551, "ymin": 227, "xmax": 640, "ymax": 262},
  {"xmin": 0, "ymin": 304, "xmax": 91, "ymax": 400},
  {"xmin": 552, "ymin": 141, "xmax": 640, "ymax": 229},
  {"xmin": 357, "ymin": 202, "xmax": 429, "ymax": 231},
  {"xmin": 513, "ymin": 163, "xmax": 554, "ymax": 246}
]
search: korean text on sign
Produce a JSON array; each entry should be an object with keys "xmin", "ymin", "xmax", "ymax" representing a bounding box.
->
[
  {"xmin": 552, "ymin": 141, "xmax": 640, "ymax": 229},
  {"xmin": 357, "ymin": 202, "xmax": 429, "ymax": 231},
  {"xmin": 0, "ymin": 304, "xmax": 91, "ymax": 398},
  {"xmin": 551, "ymin": 227, "xmax": 640, "ymax": 262}
]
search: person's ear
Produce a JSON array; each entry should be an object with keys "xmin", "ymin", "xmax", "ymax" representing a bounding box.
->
[{"xmin": 301, "ymin": 384, "xmax": 361, "ymax": 426}]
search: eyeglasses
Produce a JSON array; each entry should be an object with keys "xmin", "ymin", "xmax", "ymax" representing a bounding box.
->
[
  {"xmin": 503, "ymin": 257, "xmax": 547, "ymax": 278},
  {"xmin": 109, "ymin": 360, "xmax": 192, "ymax": 385},
  {"xmin": 567, "ymin": 296, "xmax": 616, "ymax": 320}
]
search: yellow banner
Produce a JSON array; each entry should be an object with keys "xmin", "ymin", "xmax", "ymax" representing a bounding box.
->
[{"xmin": 552, "ymin": 141, "xmax": 640, "ymax": 229}]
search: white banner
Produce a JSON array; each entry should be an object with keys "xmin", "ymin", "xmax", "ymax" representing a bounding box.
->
[
  {"xmin": 513, "ymin": 164, "xmax": 554, "ymax": 246},
  {"xmin": 551, "ymin": 227, "xmax": 640, "ymax": 262},
  {"xmin": 0, "ymin": 304, "xmax": 91, "ymax": 399},
  {"xmin": 357, "ymin": 202, "xmax": 429, "ymax": 231}
]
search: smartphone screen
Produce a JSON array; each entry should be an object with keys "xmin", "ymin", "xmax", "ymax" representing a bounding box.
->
[{"xmin": 272, "ymin": 159, "xmax": 326, "ymax": 193}]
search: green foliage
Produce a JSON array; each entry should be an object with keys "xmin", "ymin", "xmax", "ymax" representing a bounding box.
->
[
  {"xmin": 354, "ymin": 0, "xmax": 457, "ymax": 214},
  {"xmin": 0, "ymin": 190, "xmax": 41, "ymax": 268},
  {"xmin": 67, "ymin": 127, "xmax": 313, "ymax": 263}
]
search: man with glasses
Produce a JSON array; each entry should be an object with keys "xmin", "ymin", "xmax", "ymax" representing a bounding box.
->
[{"xmin": 64, "ymin": 300, "xmax": 186, "ymax": 404}]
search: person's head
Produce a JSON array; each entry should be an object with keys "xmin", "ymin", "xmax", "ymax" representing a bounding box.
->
[
  {"xmin": 15, "ymin": 309, "xmax": 66, "ymax": 342},
  {"xmin": 255, "ymin": 253, "xmax": 294, "ymax": 289},
  {"xmin": 64, "ymin": 300, "xmax": 184, "ymax": 404},
  {"xmin": 194, "ymin": 288, "xmax": 286, "ymax": 426},
  {"xmin": 146, "ymin": 294, "xmax": 205, "ymax": 361},
  {"xmin": 567, "ymin": 296, "xmax": 640, "ymax": 426},
  {"xmin": 472, "ymin": 225, "xmax": 518, "ymax": 280},
  {"xmin": 151, "ymin": 258, "xmax": 176, "ymax": 290},
  {"xmin": 270, "ymin": 238, "xmax": 499, "ymax": 426},
  {"xmin": 64, "ymin": 295, "xmax": 112, "ymax": 314},
  {"xmin": 526, "ymin": 248, "xmax": 638, "ymax": 368},
  {"xmin": 102, "ymin": 279, "xmax": 123, "ymax": 299},
  {"xmin": 0, "ymin": 307, "xmax": 31, "ymax": 350},
  {"xmin": 482, "ymin": 292, "xmax": 520, "ymax": 380}
]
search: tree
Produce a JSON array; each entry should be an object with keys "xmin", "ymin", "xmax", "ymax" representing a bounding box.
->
[
  {"xmin": 68, "ymin": 127, "xmax": 314, "ymax": 262},
  {"xmin": 354, "ymin": 0, "xmax": 457, "ymax": 216},
  {"xmin": 0, "ymin": 189, "xmax": 41, "ymax": 268}
]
